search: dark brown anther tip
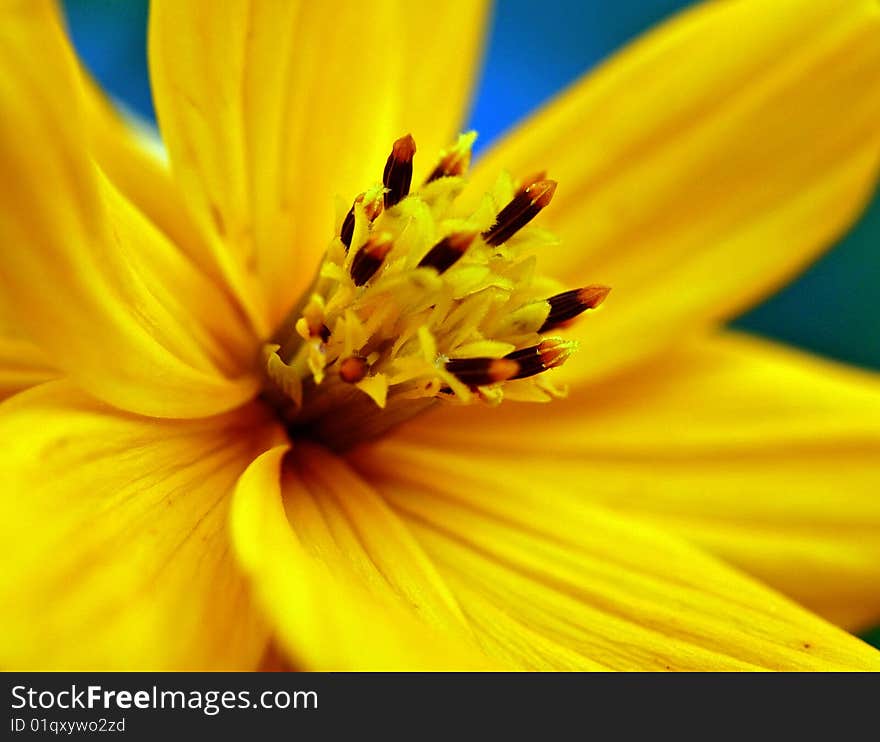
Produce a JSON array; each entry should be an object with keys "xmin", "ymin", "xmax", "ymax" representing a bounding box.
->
[
  {"xmin": 339, "ymin": 356, "xmax": 368, "ymax": 384},
  {"xmin": 383, "ymin": 134, "xmax": 417, "ymax": 208},
  {"xmin": 340, "ymin": 192, "xmax": 384, "ymax": 251},
  {"xmin": 505, "ymin": 339, "xmax": 575, "ymax": 379},
  {"xmin": 526, "ymin": 179, "xmax": 557, "ymax": 208},
  {"xmin": 350, "ymin": 235, "xmax": 393, "ymax": 286},
  {"xmin": 578, "ymin": 285, "xmax": 611, "ymax": 309},
  {"xmin": 392, "ymin": 133, "xmax": 417, "ymax": 161},
  {"xmin": 417, "ymin": 231, "xmax": 478, "ymax": 273},
  {"xmin": 339, "ymin": 193, "xmax": 364, "ymax": 250},
  {"xmin": 537, "ymin": 339, "xmax": 571, "ymax": 370},
  {"xmin": 425, "ymin": 137, "xmax": 474, "ymax": 184},
  {"xmin": 482, "ymin": 176, "xmax": 557, "ymax": 246},
  {"xmin": 538, "ymin": 284, "xmax": 611, "ymax": 332}
]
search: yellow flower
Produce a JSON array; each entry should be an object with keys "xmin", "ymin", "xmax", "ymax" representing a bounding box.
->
[{"xmin": 1, "ymin": 0, "xmax": 879, "ymax": 671}]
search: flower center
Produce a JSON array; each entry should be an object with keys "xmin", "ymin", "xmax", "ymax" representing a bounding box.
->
[{"xmin": 262, "ymin": 133, "xmax": 609, "ymax": 450}]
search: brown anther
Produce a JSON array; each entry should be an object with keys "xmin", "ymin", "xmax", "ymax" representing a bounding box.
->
[
  {"xmin": 539, "ymin": 285, "xmax": 611, "ymax": 332},
  {"xmin": 445, "ymin": 357, "xmax": 519, "ymax": 386},
  {"xmin": 339, "ymin": 356, "xmax": 368, "ymax": 384},
  {"xmin": 417, "ymin": 231, "xmax": 478, "ymax": 274},
  {"xmin": 339, "ymin": 195, "xmax": 360, "ymax": 250},
  {"xmin": 350, "ymin": 234, "xmax": 393, "ymax": 286},
  {"xmin": 425, "ymin": 148, "xmax": 472, "ymax": 184},
  {"xmin": 536, "ymin": 339, "xmax": 574, "ymax": 369},
  {"xmin": 482, "ymin": 178, "xmax": 557, "ymax": 246},
  {"xmin": 505, "ymin": 339, "xmax": 575, "ymax": 379},
  {"xmin": 527, "ymin": 179, "xmax": 557, "ymax": 208},
  {"xmin": 383, "ymin": 134, "xmax": 416, "ymax": 209},
  {"xmin": 340, "ymin": 192, "xmax": 384, "ymax": 251}
]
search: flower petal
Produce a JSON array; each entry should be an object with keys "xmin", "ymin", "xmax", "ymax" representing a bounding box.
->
[
  {"xmin": 469, "ymin": 0, "xmax": 880, "ymax": 385},
  {"xmin": 80, "ymin": 73, "xmax": 270, "ymax": 335},
  {"xmin": 0, "ymin": 2, "xmax": 260, "ymax": 418},
  {"xmin": 0, "ymin": 334, "xmax": 56, "ymax": 402},
  {"xmin": 0, "ymin": 381, "xmax": 285, "ymax": 670},
  {"xmin": 149, "ymin": 0, "xmax": 490, "ymax": 327},
  {"xmin": 351, "ymin": 438, "xmax": 880, "ymax": 671},
  {"xmin": 0, "ymin": 299, "xmax": 56, "ymax": 401},
  {"xmin": 357, "ymin": 331, "xmax": 880, "ymax": 632},
  {"xmin": 230, "ymin": 443, "xmax": 500, "ymax": 670}
]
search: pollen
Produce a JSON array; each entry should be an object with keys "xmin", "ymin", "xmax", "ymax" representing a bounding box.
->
[{"xmin": 263, "ymin": 132, "xmax": 609, "ymax": 447}]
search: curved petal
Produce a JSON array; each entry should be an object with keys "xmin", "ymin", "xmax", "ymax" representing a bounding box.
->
[
  {"xmin": 351, "ymin": 441, "xmax": 880, "ymax": 671},
  {"xmin": 149, "ymin": 0, "xmax": 490, "ymax": 328},
  {"xmin": 357, "ymin": 331, "xmax": 880, "ymax": 631},
  {"xmin": 0, "ymin": 334, "xmax": 57, "ymax": 402},
  {"xmin": 469, "ymin": 0, "xmax": 880, "ymax": 386},
  {"xmin": 0, "ymin": 381, "xmax": 285, "ymax": 670},
  {"xmin": 0, "ymin": 290, "xmax": 56, "ymax": 401},
  {"xmin": 0, "ymin": 1, "xmax": 261, "ymax": 418},
  {"xmin": 80, "ymin": 71, "xmax": 269, "ymax": 336},
  {"xmin": 230, "ymin": 444, "xmax": 501, "ymax": 671}
]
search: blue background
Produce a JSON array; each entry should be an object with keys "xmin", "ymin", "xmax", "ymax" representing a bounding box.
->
[{"xmin": 61, "ymin": 0, "xmax": 879, "ymax": 647}]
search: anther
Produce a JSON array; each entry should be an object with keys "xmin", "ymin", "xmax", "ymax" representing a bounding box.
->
[
  {"xmin": 445, "ymin": 357, "xmax": 519, "ymax": 386},
  {"xmin": 539, "ymin": 285, "xmax": 611, "ymax": 332},
  {"xmin": 506, "ymin": 339, "xmax": 576, "ymax": 379},
  {"xmin": 383, "ymin": 134, "xmax": 416, "ymax": 209},
  {"xmin": 417, "ymin": 231, "xmax": 478, "ymax": 274},
  {"xmin": 339, "ymin": 356, "xmax": 369, "ymax": 383},
  {"xmin": 340, "ymin": 200, "xmax": 357, "ymax": 250},
  {"xmin": 482, "ymin": 178, "xmax": 557, "ymax": 246},
  {"xmin": 340, "ymin": 192, "xmax": 384, "ymax": 251},
  {"xmin": 425, "ymin": 135, "xmax": 474, "ymax": 183},
  {"xmin": 350, "ymin": 234, "xmax": 393, "ymax": 286}
]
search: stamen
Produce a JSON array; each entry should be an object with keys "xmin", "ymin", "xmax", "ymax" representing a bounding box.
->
[
  {"xmin": 482, "ymin": 178, "xmax": 557, "ymax": 246},
  {"xmin": 539, "ymin": 285, "xmax": 611, "ymax": 332},
  {"xmin": 383, "ymin": 134, "xmax": 416, "ymax": 209},
  {"xmin": 445, "ymin": 357, "xmax": 520, "ymax": 386},
  {"xmin": 264, "ymin": 132, "xmax": 609, "ymax": 451},
  {"xmin": 340, "ymin": 192, "xmax": 383, "ymax": 250},
  {"xmin": 506, "ymin": 339, "xmax": 577, "ymax": 379},
  {"xmin": 340, "ymin": 200, "xmax": 357, "ymax": 250},
  {"xmin": 417, "ymin": 231, "xmax": 478, "ymax": 274},
  {"xmin": 425, "ymin": 132, "xmax": 475, "ymax": 183},
  {"xmin": 350, "ymin": 234, "xmax": 393, "ymax": 286},
  {"xmin": 339, "ymin": 356, "xmax": 369, "ymax": 383}
]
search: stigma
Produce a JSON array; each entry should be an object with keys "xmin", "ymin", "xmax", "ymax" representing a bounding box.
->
[{"xmin": 263, "ymin": 132, "xmax": 609, "ymax": 447}]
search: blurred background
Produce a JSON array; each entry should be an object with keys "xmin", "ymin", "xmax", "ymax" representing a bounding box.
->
[{"xmin": 61, "ymin": 0, "xmax": 879, "ymax": 647}]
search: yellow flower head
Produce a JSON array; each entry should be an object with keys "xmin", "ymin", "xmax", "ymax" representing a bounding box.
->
[{"xmin": 264, "ymin": 129, "xmax": 608, "ymax": 447}]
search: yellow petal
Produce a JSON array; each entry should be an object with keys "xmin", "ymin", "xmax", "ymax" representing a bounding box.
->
[
  {"xmin": 0, "ymin": 2, "xmax": 262, "ymax": 418},
  {"xmin": 149, "ymin": 0, "xmax": 490, "ymax": 328},
  {"xmin": 80, "ymin": 70, "xmax": 267, "ymax": 336},
  {"xmin": 351, "ymin": 440, "xmax": 880, "ymax": 671},
  {"xmin": 0, "ymin": 381, "xmax": 285, "ymax": 670},
  {"xmin": 230, "ymin": 443, "xmax": 500, "ymax": 670},
  {"xmin": 358, "ymin": 331, "xmax": 880, "ymax": 633},
  {"xmin": 469, "ymin": 0, "xmax": 880, "ymax": 385},
  {"xmin": 0, "ymin": 329, "xmax": 56, "ymax": 401}
]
